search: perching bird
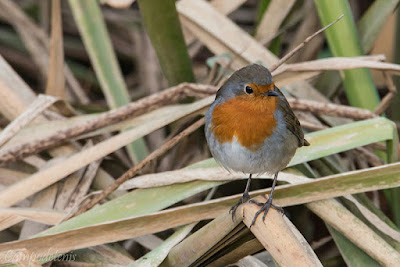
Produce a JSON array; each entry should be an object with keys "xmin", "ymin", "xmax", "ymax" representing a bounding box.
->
[{"xmin": 205, "ymin": 64, "xmax": 309, "ymax": 226}]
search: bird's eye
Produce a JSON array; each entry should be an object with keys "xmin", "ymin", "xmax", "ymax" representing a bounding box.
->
[{"xmin": 245, "ymin": 86, "xmax": 254, "ymax": 94}]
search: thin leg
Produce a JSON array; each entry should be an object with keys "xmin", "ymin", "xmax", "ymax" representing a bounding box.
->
[
  {"xmin": 249, "ymin": 172, "xmax": 283, "ymax": 227},
  {"xmin": 229, "ymin": 174, "xmax": 252, "ymax": 220},
  {"xmin": 243, "ymin": 173, "xmax": 252, "ymax": 197}
]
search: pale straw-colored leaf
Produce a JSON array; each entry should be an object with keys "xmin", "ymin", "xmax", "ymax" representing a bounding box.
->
[
  {"xmin": 307, "ymin": 199, "xmax": 400, "ymax": 266},
  {"xmin": 209, "ymin": 0, "xmax": 247, "ymax": 15},
  {"xmin": 0, "ymin": 97, "xmax": 213, "ymax": 207},
  {"xmin": 45, "ymin": 0, "xmax": 65, "ymax": 99},
  {"xmin": 272, "ymin": 56, "xmax": 400, "ymax": 83},
  {"xmin": 0, "ymin": 55, "xmax": 37, "ymax": 120},
  {"xmin": 0, "ymin": 94, "xmax": 59, "ymax": 148},
  {"xmin": 0, "ymin": 207, "xmax": 65, "ymax": 231},
  {"xmin": 118, "ymin": 168, "xmax": 307, "ymax": 190},
  {"xmin": 255, "ymin": 0, "xmax": 296, "ymax": 42}
]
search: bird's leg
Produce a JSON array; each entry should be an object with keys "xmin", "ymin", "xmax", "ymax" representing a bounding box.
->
[
  {"xmin": 249, "ymin": 172, "xmax": 283, "ymax": 227},
  {"xmin": 229, "ymin": 174, "xmax": 252, "ymax": 220}
]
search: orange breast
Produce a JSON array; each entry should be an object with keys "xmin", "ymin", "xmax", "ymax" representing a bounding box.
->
[{"xmin": 211, "ymin": 96, "xmax": 278, "ymax": 151}]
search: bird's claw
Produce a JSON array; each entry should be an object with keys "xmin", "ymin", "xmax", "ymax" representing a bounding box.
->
[
  {"xmin": 229, "ymin": 192, "xmax": 251, "ymax": 221},
  {"xmin": 249, "ymin": 196, "xmax": 283, "ymax": 227}
]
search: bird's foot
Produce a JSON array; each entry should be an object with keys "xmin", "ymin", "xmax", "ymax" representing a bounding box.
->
[
  {"xmin": 229, "ymin": 192, "xmax": 251, "ymax": 220},
  {"xmin": 249, "ymin": 196, "xmax": 284, "ymax": 227}
]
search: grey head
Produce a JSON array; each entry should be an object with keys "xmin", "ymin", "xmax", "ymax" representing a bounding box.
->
[{"xmin": 216, "ymin": 64, "xmax": 273, "ymax": 100}]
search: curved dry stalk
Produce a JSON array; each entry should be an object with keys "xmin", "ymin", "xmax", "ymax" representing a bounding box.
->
[
  {"xmin": 272, "ymin": 57, "xmax": 400, "ymax": 76},
  {"xmin": 289, "ymin": 98, "xmax": 377, "ymax": 120},
  {"xmin": 0, "ymin": 83, "xmax": 215, "ymax": 164}
]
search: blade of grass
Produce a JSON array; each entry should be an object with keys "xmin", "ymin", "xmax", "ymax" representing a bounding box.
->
[
  {"xmin": 137, "ymin": 0, "xmax": 194, "ymax": 86},
  {"xmin": 256, "ymin": 0, "xmax": 270, "ymax": 24},
  {"xmin": 358, "ymin": 0, "xmax": 400, "ymax": 53},
  {"xmin": 389, "ymin": 9, "xmax": 400, "ymax": 121},
  {"xmin": 68, "ymin": 0, "xmax": 148, "ymax": 163},
  {"xmin": 317, "ymin": 0, "xmax": 400, "ymax": 103},
  {"xmin": 45, "ymin": 0, "xmax": 65, "ymax": 99},
  {"xmin": 328, "ymin": 226, "xmax": 380, "ymax": 266},
  {"xmin": 314, "ymin": 0, "xmax": 380, "ymax": 110}
]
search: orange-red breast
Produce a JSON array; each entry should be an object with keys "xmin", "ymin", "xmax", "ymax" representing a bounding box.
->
[{"xmin": 205, "ymin": 64, "xmax": 309, "ymax": 226}]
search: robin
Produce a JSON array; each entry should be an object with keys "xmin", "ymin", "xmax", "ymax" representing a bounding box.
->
[{"xmin": 205, "ymin": 64, "xmax": 309, "ymax": 226}]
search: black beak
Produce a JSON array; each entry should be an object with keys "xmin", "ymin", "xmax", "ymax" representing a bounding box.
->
[{"xmin": 262, "ymin": 90, "xmax": 279, "ymax": 97}]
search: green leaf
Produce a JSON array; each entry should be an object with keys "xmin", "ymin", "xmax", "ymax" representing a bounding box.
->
[
  {"xmin": 137, "ymin": 0, "xmax": 194, "ymax": 86},
  {"xmin": 314, "ymin": 0, "xmax": 380, "ymax": 110},
  {"xmin": 328, "ymin": 226, "xmax": 380, "ymax": 267},
  {"xmin": 358, "ymin": 0, "xmax": 400, "ymax": 53}
]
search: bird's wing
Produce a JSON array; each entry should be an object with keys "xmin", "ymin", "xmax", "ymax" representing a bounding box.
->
[{"xmin": 275, "ymin": 87, "xmax": 309, "ymax": 147}]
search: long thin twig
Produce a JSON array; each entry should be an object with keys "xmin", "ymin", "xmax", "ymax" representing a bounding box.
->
[
  {"xmin": 269, "ymin": 14, "xmax": 344, "ymax": 72},
  {"xmin": 271, "ymin": 55, "xmax": 400, "ymax": 77},
  {"xmin": 0, "ymin": 83, "xmax": 215, "ymax": 164},
  {"xmin": 289, "ymin": 98, "xmax": 377, "ymax": 120},
  {"xmin": 66, "ymin": 118, "xmax": 205, "ymax": 219}
]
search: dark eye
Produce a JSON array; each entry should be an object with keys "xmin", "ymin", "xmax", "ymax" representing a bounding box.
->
[{"xmin": 245, "ymin": 86, "xmax": 253, "ymax": 94}]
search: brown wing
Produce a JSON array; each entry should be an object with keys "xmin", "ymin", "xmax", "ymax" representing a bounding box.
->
[{"xmin": 275, "ymin": 87, "xmax": 309, "ymax": 147}]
